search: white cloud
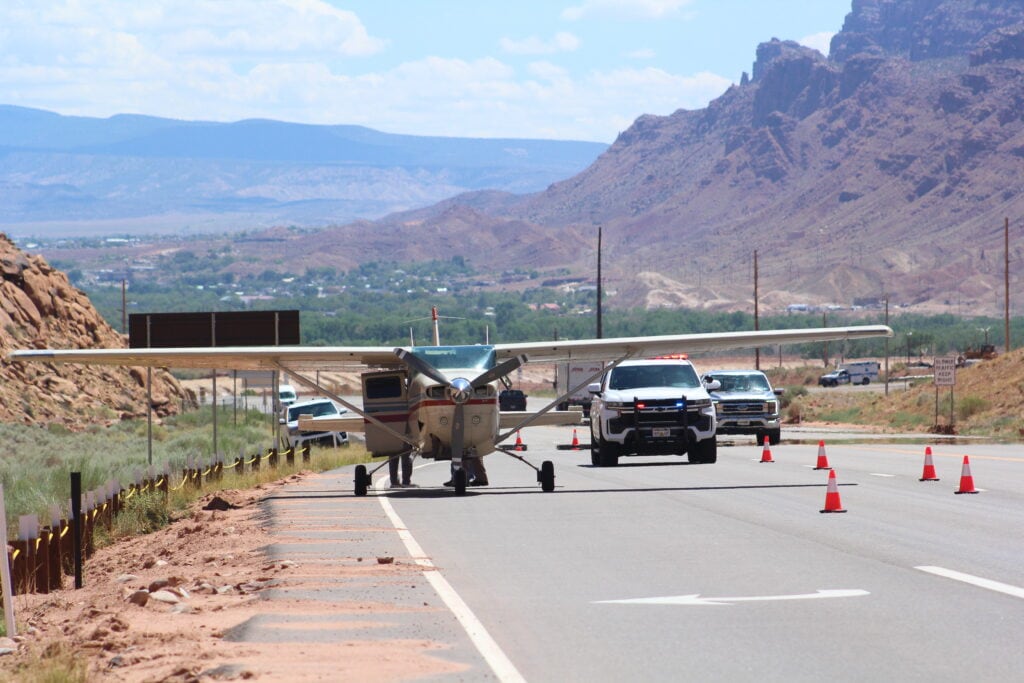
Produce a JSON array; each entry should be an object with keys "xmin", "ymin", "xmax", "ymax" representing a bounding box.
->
[
  {"xmin": 562, "ymin": 0, "xmax": 694, "ymax": 21},
  {"xmin": 626, "ymin": 48, "xmax": 656, "ymax": 60},
  {"xmin": 500, "ymin": 32, "xmax": 580, "ymax": 55},
  {"xmin": 799, "ymin": 31, "xmax": 835, "ymax": 57},
  {"xmin": 0, "ymin": 1, "xmax": 732, "ymax": 142}
]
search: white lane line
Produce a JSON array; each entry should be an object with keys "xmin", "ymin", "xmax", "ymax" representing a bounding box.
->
[
  {"xmin": 596, "ymin": 589, "xmax": 869, "ymax": 606},
  {"xmin": 916, "ymin": 566, "xmax": 1024, "ymax": 600},
  {"xmin": 374, "ymin": 478, "xmax": 527, "ymax": 683},
  {"xmin": 869, "ymin": 473, "xmax": 896, "ymax": 478}
]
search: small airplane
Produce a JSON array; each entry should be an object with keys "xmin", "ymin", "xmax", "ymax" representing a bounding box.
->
[{"xmin": 9, "ymin": 308, "xmax": 892, "ymax": 495}]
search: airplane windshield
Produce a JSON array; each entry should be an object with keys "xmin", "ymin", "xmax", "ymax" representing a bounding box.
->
[
  {"xmin": 609, "ymin": 365, "xmax": 700, "ymax": 390},
  {"xmin": 411, "ymin": 345, "xmax": 495, "ymax": 370}
]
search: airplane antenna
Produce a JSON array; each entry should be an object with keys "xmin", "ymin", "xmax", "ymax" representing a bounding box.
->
[
  {"xmin": 409, "ymin": 327, "xmax": 415, "ymax": 347},
  {"xmin": 485, "ymin": 325, "xmax": 490, "ymax": 344},
  {"xmin": 432, "ymin": 305, "xmax": 441, "ymax": 345}
]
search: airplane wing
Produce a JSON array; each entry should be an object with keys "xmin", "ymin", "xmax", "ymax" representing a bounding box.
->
[
  {"xmin": 499, "ymin": 410, "xmax": 583, "ymax": 429},
  {"xmin": 493, "ymin": 325, "xmax": 893, "ymax": 362},
  {"xmin": 8, "ymin": 325, "xmax": 892, "ymax": 369},
  {"xmin": 6, "ymin": 345, "xmax": 400, "ymax": 370},
  {"xmin": 297, "ymin": 415, "xmax": 367, "ymax": 432}
]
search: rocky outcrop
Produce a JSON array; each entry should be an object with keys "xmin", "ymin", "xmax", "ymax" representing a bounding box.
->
[
  {"xmin": 0, "ymin": 234, "xmax": 189, "ymax": 429},
  {"xmin": 831, "ymin": 0, "xmax": 1024, "ymax": 63}
]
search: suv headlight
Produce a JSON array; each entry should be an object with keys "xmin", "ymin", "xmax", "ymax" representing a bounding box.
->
[{"xmin": 605, "ymin": 401, "xmax": 631, "ymax": 410}]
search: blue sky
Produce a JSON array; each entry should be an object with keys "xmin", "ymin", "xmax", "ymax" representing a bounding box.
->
[{"xmin": 0, "ymin": 0, "xmax": 853, "ymax": 142}]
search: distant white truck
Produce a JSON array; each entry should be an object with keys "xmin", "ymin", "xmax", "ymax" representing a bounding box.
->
[
  {"xmin": 556, "ymin": 360, "xmax": 605, "ymax": 416},
  {"xmin": 818, "ymin": 361, "xmax": 880, "ymax": 386}
]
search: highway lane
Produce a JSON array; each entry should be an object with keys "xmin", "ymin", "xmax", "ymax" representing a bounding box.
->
[{"xmin": 385, "ymin": 426, "xmax": 1024, "ymax": 682}]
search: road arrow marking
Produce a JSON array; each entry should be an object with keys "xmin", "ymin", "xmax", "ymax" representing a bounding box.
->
[{"xmin": 595, "ymin": 589, "xmax": 869, "ymax": 606}]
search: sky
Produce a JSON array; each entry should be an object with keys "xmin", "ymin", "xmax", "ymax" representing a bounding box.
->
[{"xmin": 0, "ymin": 0, "xmax": 854, "ymax": 143}]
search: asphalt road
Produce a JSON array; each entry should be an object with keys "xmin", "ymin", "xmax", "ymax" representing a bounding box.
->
[
  {"xmin": 240, "ymin": 419, "xmax": 1024, "ymax": 682},
  {"xmin": 378, "ymin": 426, "xmax": 1024, "ymax": 682}
]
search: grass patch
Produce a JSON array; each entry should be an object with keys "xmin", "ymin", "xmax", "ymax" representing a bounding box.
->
[{"xmin": 7, "ymin": 642, "xmax": 88, "ymax": 682}]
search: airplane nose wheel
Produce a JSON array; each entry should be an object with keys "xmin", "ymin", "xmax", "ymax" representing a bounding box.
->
[
  {"xmin": 539, "ymin": 460, "xmax": 555, "ymax": 492},
  {"xmin": 453, "ymin": 468, "xmax": 468, "ymax": 496}
]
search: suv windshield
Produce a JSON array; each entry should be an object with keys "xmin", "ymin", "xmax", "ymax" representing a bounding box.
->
[
  {"xmin": 609, "ymin": 364, "xmax": 700, "ymax": 390},
  {"xmin": 711, "ymin": 374, "xmax": 770, "ymax": 392},
  {"xmin": 287, "ymin": 401, "xmax": 338, "ymax": 421}
]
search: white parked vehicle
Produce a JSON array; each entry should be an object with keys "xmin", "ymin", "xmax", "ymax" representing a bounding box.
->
[
  {"xmin": 282, "ymin": 398, "xmax": 349, "ymax": 448},
  {"xmin": 588, "ymin": 358, "xmax": 718, "ymax": 467},
  {"xmin": 278, "ymin": 384, "xmax": 298, "ymax": 407},
  {"xmin": 818, "ymin": 361, "xmax": 880, "ymax": 386}
]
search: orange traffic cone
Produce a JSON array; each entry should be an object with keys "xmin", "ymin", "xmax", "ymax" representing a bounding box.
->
[
  {"xmin": 514, "ymin": 431, "xmax": 524, "ymax": 451},
  {"xmin": 954, "ymin": 455, "xmax": 978, "ymax": 494},
  {"xmin": 760, "ymin": 435, "xmax": 774, "ymax": 463},
  {"xmin": 571, "ymin": 429, "xmax": 580, "ymax": 450},
  {"xmin": 814, "ymin": 440, "xmax": 831, "ymax": 470},
  {"xmin": 919, "ymin": 446, "xmax": 940, "ymax": 482},
  {"xmin": 820, "ymin": 469, "xmax": 847, "ymax": 513}
]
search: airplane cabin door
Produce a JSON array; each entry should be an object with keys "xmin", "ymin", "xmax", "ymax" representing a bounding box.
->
[{"xmin": 362, "ymin": 370, "xmax": 410, "ymax": 456}]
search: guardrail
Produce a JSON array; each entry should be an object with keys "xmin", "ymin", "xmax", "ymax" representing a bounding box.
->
[{"xmin": 4, "ymin": 444, "xmax": 311, "ymax": 596}]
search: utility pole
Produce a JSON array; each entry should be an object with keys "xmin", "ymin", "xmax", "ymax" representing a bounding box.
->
[
  {"xmin": 121, "ymin": 279, "xmax": 127, "ymax": 333},
  {"xmin": 1005, "ymin": 217, "xmax": 1011, "ymax": 353},
  {"xmin": 884, "ymin": 295, "xmax": 889, "ymax": 397},
  {"xmin": 596, "ymin": 226, "xmax": 603, "ymax": 339},
  {"xmin": 753, "ymin": 250, "xmax": 760, "ymax": 370}
]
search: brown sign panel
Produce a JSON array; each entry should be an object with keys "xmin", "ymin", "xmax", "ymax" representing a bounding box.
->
[{"xmin": 128, "ymin": 310, "xmax": 300, "ymax": 348}]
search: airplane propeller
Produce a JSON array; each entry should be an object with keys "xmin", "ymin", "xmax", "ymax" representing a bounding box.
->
[{"xmin": 393, "ymin": 350, "xmax": 528, "ymax": 465}]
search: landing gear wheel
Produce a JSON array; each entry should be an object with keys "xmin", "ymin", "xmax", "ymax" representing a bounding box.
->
[
  {"xmin": 453, "ymin": 468, "xmax": 468, "ymax": 496},
  {"xmin": 354, "ymin": 465, "xmax": 369, "ymax": 496},
  {"xmin": 539, "ymin": 461, "xmax": 555, "ymax": 492}
]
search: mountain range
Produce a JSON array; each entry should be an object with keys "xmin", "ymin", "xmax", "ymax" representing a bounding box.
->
[
  {"xmin": 9, "ymin": 0, "xmax": 1024, "ymax": 316},
  {"xmin": 0, "ymin": 106, "xmax": 606, "ymax": 234},
  {"xmin": 264, "ymin": 0, "xmax": 1024, "ymax": 315}
]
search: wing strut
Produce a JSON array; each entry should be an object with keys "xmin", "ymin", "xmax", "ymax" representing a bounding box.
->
[{"xmin": 495, "ymin": 352, "xmax": 633, "ymax": 442}]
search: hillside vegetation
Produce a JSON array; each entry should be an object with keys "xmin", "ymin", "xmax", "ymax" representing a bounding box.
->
[{"xmin": 784, "ymin": 348, "xmax": 1024, "ymax": 438}]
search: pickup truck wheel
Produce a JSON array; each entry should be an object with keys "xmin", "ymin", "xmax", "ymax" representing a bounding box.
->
[
  {"xmin": 598, "ymin": 436, "xmax": 619, "ymax": 467},
  {"xmin": 688, "ymin": 436, "xmax": 717, "ymax": 464},
  {"xmin": 768, "ymin": 429, "xmax": 781, "ymax": 446}
]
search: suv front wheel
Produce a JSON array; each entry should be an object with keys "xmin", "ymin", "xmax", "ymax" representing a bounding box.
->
[
  {"xmin": 688, "ymin": 435, "xmax": 717, "ymax": 464},
  {"xmin": 597, "ymin": 434, "xmax": 620, "ymax": 467}
]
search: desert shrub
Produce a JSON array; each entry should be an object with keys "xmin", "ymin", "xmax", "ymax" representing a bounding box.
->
[
  {"xmin": 780, "ymin": 385, "xmax": 808, "ymax": 409},
  {"xmin": 957, "ymin": 396, "xmax": 990, "ymax": 421},
  {"xmin": 113, "ymin": 490, "xmax": 170, "ymax": 537}
]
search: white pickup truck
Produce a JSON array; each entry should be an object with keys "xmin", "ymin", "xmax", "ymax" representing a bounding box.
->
[{"xmin": 587, "ymin": 358, "xmax": 719, "ymax": 467}]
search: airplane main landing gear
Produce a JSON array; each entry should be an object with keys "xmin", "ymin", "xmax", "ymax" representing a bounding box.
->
[
  {"xmin": 354, "ymin": 464, "xmax": 370, "ymax": 496},
  {"xmin": 539, "ymin": 460, "xmax": 555, "ymax": 492}
]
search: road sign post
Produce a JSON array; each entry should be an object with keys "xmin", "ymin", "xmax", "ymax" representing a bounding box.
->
[{"xmin": 934, "ymin": 356, "xmax": 957, "ymax": 429}]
